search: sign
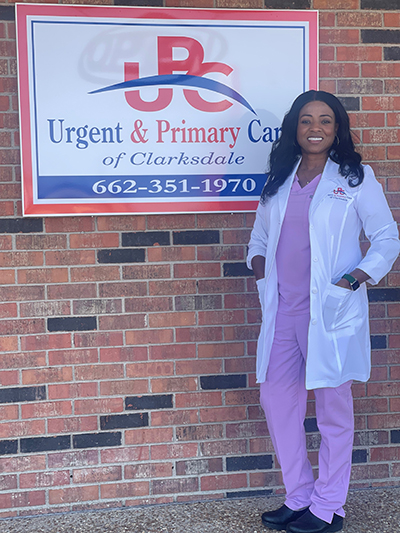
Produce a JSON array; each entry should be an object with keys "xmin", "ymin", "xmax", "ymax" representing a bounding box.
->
[{"xmin": 16, "ymin": 4, "xmax": 318, "ymax": 216}]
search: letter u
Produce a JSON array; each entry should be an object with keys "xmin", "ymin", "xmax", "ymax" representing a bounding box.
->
[
  {"xmin": 48, "ymin": 119, "xmax": 64, "ymax": 143},
  {"xmin": 124, "ymin": 63, "xmax": 172, "ymax": 112}
]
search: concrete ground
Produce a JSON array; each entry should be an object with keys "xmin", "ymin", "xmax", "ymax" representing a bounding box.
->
[{"xmin": 0, "ymin": 487, "xmax": 399, "ymax": 532}]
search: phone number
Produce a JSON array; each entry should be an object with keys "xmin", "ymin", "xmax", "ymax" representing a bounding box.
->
[{"xmin": 92, "ymin": 177, "xmax": 257, "ymax": 195}]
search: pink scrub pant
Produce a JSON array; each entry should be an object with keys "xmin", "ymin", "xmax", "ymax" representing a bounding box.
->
[{"xmin": 260, "ymin": 311, "xmax": 354, "ymax": 524}]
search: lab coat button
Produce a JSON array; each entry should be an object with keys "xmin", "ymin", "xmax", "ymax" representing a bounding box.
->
[
  {"xmin": 313, "ymin": 257, "xmax": 318, "ymax": 262},
  {"xmin": 311, "ymin": 319, "xmax": 317, "ymax": 325},
  {"xmin": 310, "ymin": 224, "xmax": 314, "ymax": 230},
  {"xmin": 312, "ymin": 288, "xmax": 317, "ymax": 294}
]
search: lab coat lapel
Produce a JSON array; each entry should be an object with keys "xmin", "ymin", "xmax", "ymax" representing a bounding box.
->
[{"xmin": 309, "ymin": 158, "xmax": 341, "ymax": 218}]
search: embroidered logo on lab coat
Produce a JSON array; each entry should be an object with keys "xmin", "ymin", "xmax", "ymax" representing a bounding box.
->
[{"xmin": 328, "ymin": 187, "xmax": 351, "ymax": 202}]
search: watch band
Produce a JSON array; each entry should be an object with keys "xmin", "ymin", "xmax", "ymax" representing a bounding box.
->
[{"xmin": 342, "ymin": 274, "xmax": 360, "ymax": 291}]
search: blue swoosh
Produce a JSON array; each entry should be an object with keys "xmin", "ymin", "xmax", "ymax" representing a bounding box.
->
[{"xmin": 89, "ymin": 74, "xmax": 256, "ymax": 115}]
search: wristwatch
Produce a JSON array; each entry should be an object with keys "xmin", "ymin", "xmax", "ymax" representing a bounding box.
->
[{"xmin": 341, "ymin": 274, "xmax": 360, "ymax": 291}]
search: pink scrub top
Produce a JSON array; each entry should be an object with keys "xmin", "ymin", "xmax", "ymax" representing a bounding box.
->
[{"xmin": 275, "ymin": 174, "xmax": 322, "ymax": 315}]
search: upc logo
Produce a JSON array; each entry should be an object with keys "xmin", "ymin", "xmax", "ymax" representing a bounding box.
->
[
  {"xmin": 90, "ymin": 36, "xmax": 255, "ymax": 115},
  {"xmin": 333, "ymin": 187, "xmax": 346, "ymax": 195}
]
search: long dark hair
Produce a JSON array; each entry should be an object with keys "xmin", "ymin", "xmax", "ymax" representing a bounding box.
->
[{"xmin": 261, "ymin": 90, "xmax": 364, "ymax": 202}]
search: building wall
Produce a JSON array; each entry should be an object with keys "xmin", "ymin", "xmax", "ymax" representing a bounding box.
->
[{"xmin": 0, "ymin": 0, "xmax": 399, "ymax": 518}]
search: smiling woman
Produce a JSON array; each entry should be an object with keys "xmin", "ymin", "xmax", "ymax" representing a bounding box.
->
[{"xmin": 247, "ymin": 90, "xmax": 400, "ymax": 533}]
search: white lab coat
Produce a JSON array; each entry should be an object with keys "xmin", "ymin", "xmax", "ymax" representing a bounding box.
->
[{"xmin": 247, "ymin": 158, "xmax": 400, "ymax": 389}]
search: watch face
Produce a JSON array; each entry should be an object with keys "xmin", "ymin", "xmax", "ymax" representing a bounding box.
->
[{"xmin": 351, "ymin": 279, "xmax": 360, "ymax": 291}]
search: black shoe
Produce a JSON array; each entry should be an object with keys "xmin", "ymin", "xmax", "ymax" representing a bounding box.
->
[
  {"xmin": 286, "ymin": 510, "xmax": 343, "ymax": 533},
  {"xmin": 261, "ymin": 504, "xmax": 309, "ymax": 530}
]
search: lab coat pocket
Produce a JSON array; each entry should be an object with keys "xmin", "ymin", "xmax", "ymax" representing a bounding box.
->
[
  {"xmin": 323, "ymin": 283, "xmax": 359, "ymax": 332},
  {"xmin": 256, "ymin": 277, "xmax": 266, "ymax": 315}
]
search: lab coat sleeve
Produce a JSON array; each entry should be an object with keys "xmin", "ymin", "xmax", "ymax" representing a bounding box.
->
[
  {"xmin": 355, "ymin": 165, "xmax": 400, "ymax": 285},
  {"xmin": 247, "ymin": 202, "xmax": 268, "ymax": 270}
]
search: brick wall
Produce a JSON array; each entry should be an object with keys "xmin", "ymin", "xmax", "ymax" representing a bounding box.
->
[{"xmin": 0, "ymin": 0, "xmax": 399, "ymax": 518}]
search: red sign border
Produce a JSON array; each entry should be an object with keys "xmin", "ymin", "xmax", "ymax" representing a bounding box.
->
[{"xmin": 16, "ymin": 4, "xmax": 319, "ymax": 216}]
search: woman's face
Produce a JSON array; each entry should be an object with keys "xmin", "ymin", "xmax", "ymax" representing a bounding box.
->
[{"xmin": 296, "ymin": 100, "xmax": 338, "ymax": 157}]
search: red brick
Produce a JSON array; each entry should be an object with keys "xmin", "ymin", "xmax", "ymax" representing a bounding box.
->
[
  {"xmin": 362, "ymin": 62, "xmax": 400, "ymax": 78},
  {"xmin": 0, "ymin": 420, "xmax": 45, "ymax": 439},
  {"xmin": 147, "ymin": 246, "xmax": 195, "ymax": 262},
  {"xmin": 0, "ymin": 455, "xmax": 46, "ymax": 473},
  {"xmin": 151, "ymin": 409, "xmax": 198, "ymax": 427},
  {"xmin": 225, "ymin": 389, "xmax": 260, "ymax": 405},
  {"xmin": 250, "ymin": 471, "xmax": 282, "ymax": 488},
  {"xmin": 149, "ymin": 344, "xmax": 195, "ymax": 360},
  {"xmin": 222, "ymin": 229, "xmax": 251, "ymax": 244},
  {"xmin": 151, "ymin": 443, "xmax": 198, "ymax": 460},
  {"xmin": 149, "ymin": 311, "xmax": 196, "ymax": 328},
  {"xmin": 100, "ymin": 481, "xmax": 149, "ymax": 499},
  {"xmin": 125, "ymin": 462, "xmax": 173, "ymax": 479},
  {"xmin": 16, "ymin": 234, "xmax": 67, "ymax": 250},
  {"xmin": 126, "ymin": 361, "xmax": 173, "ymax": 378},
  {"xmin": 200, "ymin": 406, "xmax": 247, "ymax": 423},
  {"xmin": 0, "ymin": 490, "xmax": 45, "ymax": 509},
  {"xmin": 175, "ymin": 391, "xmax": 222, "ymax": 408},
  {"xmin": 0, "ymin": 302, "xmax": 17, "ymax": 318},
  {"xmin": 125, "ymin": 296, "xmax": 172, "ymax": 313},
  {"xmin": 198, "ymin": 342, "xmax": 244, "ymax": 358},
  {"xmin": 197, "ymin": 245, "xmax": 244, "ymax": 262},
  {"xmin": 48, "ymin": 382, "xmax": 98, "ymax": 400},
  {"xmin": 126, "ymin": 427, "xmax": 173, "ymax": 446},
  {"xmin": 73, "ymin": 298, "xmax": 122, "ymax": 315},
  {"xmin": 21, "ymin": 333, "xmax": 72, "ymax": 352},
  {"xmin": 100, "ymin": 346, "xmax": 148, "ymax": 362},
  {"xmin": 22, "ymin": 367, "xmax": 72, "ymax": 385},
  {"xmin": 73, "ymin": 466, "xmax": 122, "ymax": 484},
  {"xmin": 147, "ymin": 214, "xmax": 195, "ymax": 229},
  {"xmin": 75, "ymin": 331, "xmax": 124, "ymax": 349},
  {"xmin": 69, "ymin": 233, "xmax": 119, "ymax": 249},
  {"xmin": 20, "ymin": 300, "xmax": 71, "ymax": 317},
  {"xmin": 101, "ymin": 447, "xmax": 149, "ymax": 464},
  {"xmin": 48, "ymin": 450, "xmax": 99, "ymax": 469},
  {"xmin": 363, "ymin": 129, "xmax": 400, "ymax": 144},
  {"xmin": 368, "ymin": 414, "xmax": 400, "ymax": 429},
  {"xmin": 0, "ymin": 404, "xmax": 18, "ymax": 420},
  {"xmin": 21, "ymin": 401, "xmax": 72, "ymax": 419},
  {"xmin": 45, "ymin": 217, "xmax": 95, "ymax": 233},
  {"xmin": 123, "ymin": 264, "xmax": 170, "ymax": 280},
  {"xmin": 0, "ymin": 251, "xmax": 43, "ymax": 267},
  {"xmin": 337, "ymin": 12, "xmax": 381, "ymax": 27},
  {"xmin": 99, "ymin": 281, "xmax": 147, "ymax": 298},
  {"xmin": 149, "ymin": 279, "xmax": 196, "ymax": 296},
  {"xmin": 384, "ymin": 13, "xmax": 400, "ymax": 27},
  {"xmin": 48, "ymin": 416, "xmax": 98, "ymax": 434},
  {"xmin": 20, "ymin": 471, "xmax": 70, "ymax": 489},
  {"xmin": 100, "ymin": 379, "xmax": 148, "ymax": 396},
  {"xmin": 151, "ymin": 377, "xmax": 197, "ymax": 393},
  {"xmin": 48, "ymin": 348, "xmax": 98, "ymax": 366},
  {"xmin": 201, "ymin": 473, "xmax": 247, "ymax": 491},
  {"xmin": 351, "ymin": 464, "xmax": 389, "ymax": 481},
  {"xmin": 96, "ymin": 216, "xmax": 145, "ymax": 231},
  {"xmin": 48, "ymin": 284, "xmax": 97, "ymax": 300},
  {"xmin": 126, "ymin": 329, "xmax": 174, "ymax": 345},
  {"xmin": 0, "ymin": 285, "xmax": 44, "ymax": 302},
  {"xmin": 176, "ymin": 326, "xmax": 223, "ymax": 343},
  {"xmin": 387, "ymin": 146, "xmax": 400, "ymax": 160},
  {"xmin": 49, "ymin": 486, "xmax": 99, "ymax": 505},
  {"xmin": 71, "ymin": 266, "xmax": 120, "ymax": 282},
  {"xmin": 75, "ymin": 364, "xmax": 124, "ymax": 381},
  {"xmin": 370, "ymin": 446, "xmax": 400, "ymax": 462},
  {"xmin": 363, "ymin": 96, "xmax": 400, "ymax": 111},
  {"xmin": 152, "ymin": 477, "xmax": 198, "ymax": 494},
  {"xmin": 0, "ymin": 370, "xmax": 19, "ymax": 386},
  {"xmin": 175, "ymin": 360, "xmax": 223, "ymax": 375},
  {"xmin": 0, "ymin": 474, "xmax": 18, "ymax": 491},
  {"xmin": 0, "ymin": 350, "xmax": 45, "ymax": 368},
  {"xmin": 74, "ymin": 398, "xmax": 123, "ymax": 415},
  {"xmin": 315, "ymin": 0, "xmax": 358, "ymax": 7},
  {"xmin": 319, "ymin": 62, "xmax": 359, "ymax": 78},
  {"xmin": 45, "ymin": 250, "xmax": 96, "ymax": 266},
  {"xmin": 173, "ymin": 262, "xmax": 220, "ymax": 278}
]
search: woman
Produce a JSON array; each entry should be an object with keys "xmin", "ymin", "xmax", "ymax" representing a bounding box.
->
[{"xmin": 247, "ymin": 90, "xmax": 399, "ymax": 533}]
